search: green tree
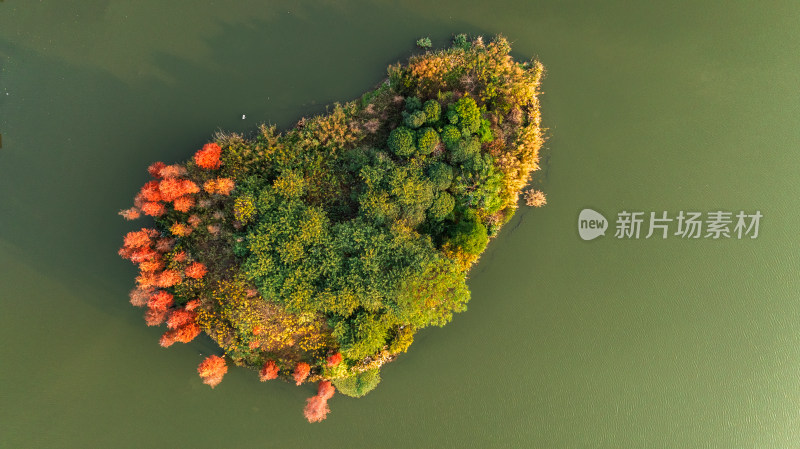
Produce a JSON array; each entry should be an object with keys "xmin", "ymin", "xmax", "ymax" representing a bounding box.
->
[
  {"xmin": 427, "ymin": 161, "xmax": 453, "ymax": 190},
  {"xmin": 333, "ymin": 368, "xmax": 382, "ymax": 398},
  {"xmin": 387, "ymin": 127, "xmax": 416, "ymax": 157},
  {"xmin": 416, "ymin": 127, "xmax": 440, "ymax": 155},
  {"xmin": 441, "ymin": 125, "xmax": 461, "ymax": 149},
  {"xmin": 423, "ymin": 99, "xmax": 441, "ymax": 124},
  {"xmin": 428, "ymin": 191, "xmax": 455, "ymax": 222},
  {"xmin": 403, "ymin": 110, "xmax": 427, "ymax": 129}
]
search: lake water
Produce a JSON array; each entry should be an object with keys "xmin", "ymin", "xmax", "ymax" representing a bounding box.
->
[{"xmin": 2, "ymin": 1, "xmax": 799, "ymax": 447}]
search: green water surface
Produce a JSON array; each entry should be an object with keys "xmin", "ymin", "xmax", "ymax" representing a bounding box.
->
[{"xmin": 1, "ymin": 1, "xmax": 799, "ymax": 448}]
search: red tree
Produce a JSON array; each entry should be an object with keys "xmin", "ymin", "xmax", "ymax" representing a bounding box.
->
[
  {"xmin": 194, "ymin": 143, "xmax": 222, "ymax": 169},
  {"xmin": 167, "ymin": 309, "xmax": 197, "ymax": 329},
  {"xmin": 147, "ymin": 291, "xmax": 174, "ymax": 311},
  {"xmin": 259, "ymin": 360, "xmax": 279, "ymax": 381},
  {"xmin": 148, "ymin": 161, "xmax": 167, "ymax": 178},
  {"xmin": 198, "ymin": 355, "xmax": 227, "ymax": 388},
  {"xmin": 157, "ymin": 270, "xmax": 182, "ymax": 288},
  {"xmin": 173, "ymin": 196, "xmax": 196, "ymax": 213},
  {"xmin": 144, "ymin": 307, "xmax": 168, "ymax": 326},
  {"xmin": 184, "ymin": 262, "xmax": 208, "ymax": 280},
  {"xmin": 326, "ymin": 352, "xmax": 343, "ymax": 367},
  {"xmin": 119, "ymin": 207, "xmax": 141, "ymax": 220},
  {"xmin": 293, "ymin": 362, "xmax": 311, "ymax": 385},
  {"xmin": 141, "ymin": 201, "xmax": 166, "ymax": 217},
  {"xmin": 174, "ymin": 323, "xmax": 201, "ymax": 343},
  {"xmin": 304, "ymin": 381, "xmax": 335, "ymax": 423}
]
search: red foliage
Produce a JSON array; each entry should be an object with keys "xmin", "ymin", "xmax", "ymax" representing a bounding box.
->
[
  {"xmin": 155, "ymin": 238, "xmax": 175, "ymax": 253},
  {"xmin": 158, "ymin": 178, "xmax": 186, "ymax": 202},
  {"xmin": 184, "ymin": 262, "xmax": 208, "ymax": 280},
  {"xmin": 136, "ymin": 272, "xmax": 158, "ymax": 289},
  {"xmin": 167, "ymin": 309, "xmax": 197, "ymax": 329},
  {"xmin": 198, "ymin": 355, "xmax": 227, "ymax": 388},
  {"xmin": 187, "ymin": 214, "xmax": 202, "ymax": 228},
  {"xmin": 303, "ymin": 395, "xmax": 330, "ymax": 423},
  {"xmin": 174, "ymin": 323, "xmax": 201, "ymax": 343},
  {"xmin": 259, "ymin": 360, "xmax": 280, "ymax": 381},
  {"xmin": 129, "ymin": 247, "xmax": 158, "ymax": 264},
  {"xmin": 148, "ymin": 161, "xmax": 167, "ymax": 178},
  {"xmin": 303, "ymin": 381, "xmax": 336, "ymax": 423},
  {"xmin": 129, "ymin": 287, "xmax": 154, "ymax": 307},
  {"xmin": 157, "ymin": 269, "xmax": 182, "ymax": 288},
  {"xmin": 140, "ymin": 180, "xmax": 163, "ymax": 202},
  {"xmin": 172, "ymin": 251, "xmax": 188, "ymax": 263},
  {"xmin": 204, "ymin": 178, "xmax": 235, "ymax": 195},
  {"xmin": 138, "ymin": 258, "xmax": 164, "ymax": 273},
  {"xmin": 173, "ymin": 196, "xmax": 196, "ymax": 213},
  {"xmin": 326, "ymin": 353, "xmax": 343, "ymax": 367},
  {"xmin": 148, "ymin": 290, "xmax": 174, "ymax": 311},
  {"xmin": 318, "ymin": 380, "xmax": 335, "ymax": 400},
  {"xmin": 293, "ymin": 362, "xmax": 311, "ymax": 386},
  {"xmin": 159, "ymin": 330, "xmax": 177, "ymax": 348},
  {"xmin": 141, "ymin": 201, "xmax": 166, "ymax": 217},
  {"xmin": 181, "ymin": 179, "xmax": 200, "ymax": 195},
  {"xmin": 184, "ymin": 299, "xmax": 201, "ymax": 311},
  {"xmin": 194, "ymin": 143, "xmax": 222, "ymax": 170},
  {"xmin": 144, "ymin": 307, "xmax": 168, "ymax": 326},
  {"xmin": 159, "ymin": 164, "xmax": 187, "ymax": 179},
  {"xmin": 123, "ymin": 229, "xmax": 153, "ymax": 249},
  {"xmin": 119, "ymin": 207, "xmax": 141, "ymax": 220}
]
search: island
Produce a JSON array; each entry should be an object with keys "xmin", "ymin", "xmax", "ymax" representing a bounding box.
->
[{"xmin": 118, "ymin": 34, "xmax": 546, "ymax": 423}]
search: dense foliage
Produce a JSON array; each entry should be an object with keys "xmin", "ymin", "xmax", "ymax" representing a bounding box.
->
[{"xmin": 119, "ymin": 34, "xmax": 545, "ymax": 422}]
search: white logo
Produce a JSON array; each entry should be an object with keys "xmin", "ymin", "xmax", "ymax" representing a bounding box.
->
[{"xmin": 578, "ymin": 209, "xmax": 608, "ymax": 241}]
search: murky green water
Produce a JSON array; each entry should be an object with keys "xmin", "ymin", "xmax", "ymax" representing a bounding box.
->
[{"xmin": 2, "ymin": 1, "xmax": 799, "ymax": 447}]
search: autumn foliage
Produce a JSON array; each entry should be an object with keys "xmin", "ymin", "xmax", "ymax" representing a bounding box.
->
[
  {"xmin": 304, "ymin": 381, "xmax": 335, "ymax": 423},
  {"xmin": 259, "ymin": 360, "xmax": 279, "ymax": 381},
  {"xmin": 293, "ymin": 362, "xmax": 311, "ymax": 385},
  {"xmin": 194, "ymin": 143, "xmax": 222, "ymax": 169},
  {"xmin": 198, "ymin": 355, "xmax": 228, "ymax": 388},
  {"xmin": 326, "ymin": 352, "xmax": 343, "ymax": 367},
  {"xmin": 184, "ymin": 262, "xmax": 208, "ymax": 280}
]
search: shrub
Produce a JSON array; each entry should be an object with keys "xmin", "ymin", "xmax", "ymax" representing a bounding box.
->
[
  {"xmin": 416, "ymin": 127, "xmax": 440, "ymax": 155},
  {"xmin": 422, "ymin": 100, "xmax": 441, "ymax": 123},
  {"xmin": 403, "ymin": 110, "xmax": 427, "ymax": 129},
  {"xmin": 332, "ymin": 368, "xmax": 382, "ymax": 398},
  {"xmin": 428, "ymin": 192, "xmax": 455, "ymax": 221},
  {"xmin": 387, "ymin": 126, "xmax": 416, "ymax": 157},
  {"xmin": 416, "ymin": 37, "xmax": 432, "ymax": 49},
  {"xmin": 453, "ymin": 33, "xmax": 469, "ymax": 50},
  {"xmin": 427, "ymin": 161, "xmax": 453, "ymax": 190}
]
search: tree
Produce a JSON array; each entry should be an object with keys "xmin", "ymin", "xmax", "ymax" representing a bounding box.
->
[
  {"xmin": 333, "ymin": 368, "xmax": 381, "ymax": 398},
  {"xmin": 428, "ymin": 192, "xmax": 455, "ymax": 222},
  {"xmin": 403, "ymin": 110, "xmax": 427, "ymax": 129},
  {"xmin": 184, "ymin": 262, "xmax": 208, "ymax": 280},
  {"xmin": 293, "ymin": 362, "xmax": 311, "ymax": 385},
  {"xmin": 194, "ymin": 143, "xmax": 222, "ymax": 169},
  {"xmin": 427, "ymin": 162, "xmax": 453, "ymax": 190},
  {"xmin": 259, "ymin": 360, "xmax": 279, "ymax": 381},
  {"xmin": 387, "ymin": 127, "xmax": 416, "ymax": 157},
  {"xmin": 422, "ymin": 100, "xmax": 441, "ymax": 123},
  {"xmin": 441, "ymin": 125, "xmax": 461, "ymax": 149},
  {"xmin": 416, "ymin": 127, "xmax": 440, "ymax": 155},
  {"xmin": 326, "ymin": 352, "xmax": 343, "ymax": 367},
  {"xmin": 198, "ymin": 355, "xmax": 228, "ymax": 388}
]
